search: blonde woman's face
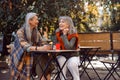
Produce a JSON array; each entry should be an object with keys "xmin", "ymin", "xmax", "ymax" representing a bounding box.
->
[{"xmin": 59, "ymin": 19, "xmax": 69, "ymax": 30}]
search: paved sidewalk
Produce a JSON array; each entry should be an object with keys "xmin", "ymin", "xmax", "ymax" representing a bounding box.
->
[{"xmin": 0, "ymin": 58, "xmax": 120, "ymax": 80}]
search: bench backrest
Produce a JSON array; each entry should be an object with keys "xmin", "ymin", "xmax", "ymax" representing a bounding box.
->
[
  {"xmin": 78, "ymin": 32, "xmax": 120, "ymax": 54},
  {"xmin": 113, "ymin": 32, "xmax": 120, "ymax": 50}
]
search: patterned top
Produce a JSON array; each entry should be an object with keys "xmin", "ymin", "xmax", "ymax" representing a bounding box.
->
[{"xmin": 10, "ymin": 26, "xmax": 42, "ymax": 80}]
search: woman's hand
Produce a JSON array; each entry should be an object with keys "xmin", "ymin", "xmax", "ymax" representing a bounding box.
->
[
  {"xmin": 62, "ymin": 28, "xmax": 69, "ymax": 35},
  {"xmin": 37, "ymin": 45, "xmax": 52, "ymax": 50},
  {"xmin": 42, "ymin": 45, "xmax": 52, "ymax": 50},
  {"xmin": 29, "ymin": 45, "xmax": 52, "ymax": 51}
]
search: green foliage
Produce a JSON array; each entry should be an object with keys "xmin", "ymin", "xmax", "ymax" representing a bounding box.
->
[
  {"xmin": 0, "ymin": 0, "xmax": 88, "ymax": 34},
  {"xmin": 0, "ymin": 0, "xmax": 119, "ymax": 55},
  {"xmin": 0, "ymin": 0, "xmax": 120, "ymax": 39}
]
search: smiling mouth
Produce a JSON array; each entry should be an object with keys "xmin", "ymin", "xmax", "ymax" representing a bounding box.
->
[
  {"xmin": 60, "ymin": 26, "xmax": 63, "ymax": 28},
  {"xmin": 59, "ymin": 26, "xmax": 64, "ymax": 29}
]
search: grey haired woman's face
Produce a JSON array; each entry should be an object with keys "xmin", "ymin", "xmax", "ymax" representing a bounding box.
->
[
  {"xmin": 29, "ymin": 15, "xmax": 39, "ymax": 28},
  {"xmin": 59, "ymin": 19, "xmax": 69, "ymax": 30}
]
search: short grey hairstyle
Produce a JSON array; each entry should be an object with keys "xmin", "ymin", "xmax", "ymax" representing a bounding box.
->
[{"xmin": 59, "ymin": 16, "xmax": 77, "ymax": 34}]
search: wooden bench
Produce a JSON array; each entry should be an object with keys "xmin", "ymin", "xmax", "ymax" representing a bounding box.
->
[
  {"xmin": 78, "ymin": 32, "xmax": 120, "ymax": 79},
  {"xmin": 78, "ymin": 32, "xmax": 120, "ymax": 55}
]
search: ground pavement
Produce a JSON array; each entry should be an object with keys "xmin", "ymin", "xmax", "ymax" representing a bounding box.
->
[{"xmin": 0, "ymin": 57, "xmax": 120, "ymax": 80}]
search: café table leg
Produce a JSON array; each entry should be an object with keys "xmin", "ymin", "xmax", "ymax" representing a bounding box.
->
[
  {"xmin": 79, "ymin": 48, "xmax": 93, "ymax": 80},
  {"xmin": 51, "ymin": 53, "xmax": 67, "ymax": 80},
  {"xmin": 36, "ymin": 55, "xmax": 53, "ymax": 80},
  {"xmin": 80, "ymin": 48, "xmax": 101, "ymax": 80},
  {"xmin": 86, "ymin": 48, "xmax": 101, "ymax": 80}
]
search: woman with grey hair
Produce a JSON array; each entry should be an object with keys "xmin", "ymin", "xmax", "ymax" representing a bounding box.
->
[
  {"xmin": 55, "ymin": 16, "xmax": 80, "ymax": 80},
  {"xmin": 15, "ymin": 12, "xmax": 51, "ymax": 80}
]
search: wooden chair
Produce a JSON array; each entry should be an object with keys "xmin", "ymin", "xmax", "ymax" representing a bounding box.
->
[{"xmin": 100, "ymin": 59, "xmax": 120, "ymax": 80}]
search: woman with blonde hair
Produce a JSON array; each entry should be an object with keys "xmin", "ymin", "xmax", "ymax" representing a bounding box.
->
[{"xmin": 55, "ymin": 16, "xmax": 80, "ymax": 80}]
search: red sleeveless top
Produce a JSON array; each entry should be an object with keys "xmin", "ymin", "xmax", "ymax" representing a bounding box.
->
[{"xmin": 56, "ymin": 31, "xmax": 78, "ymax": 50}]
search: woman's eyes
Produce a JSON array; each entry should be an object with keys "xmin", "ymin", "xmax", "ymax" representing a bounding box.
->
[{"xmin": 60, "ymin": 21, "xmax": 65, "ymax": 23}]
